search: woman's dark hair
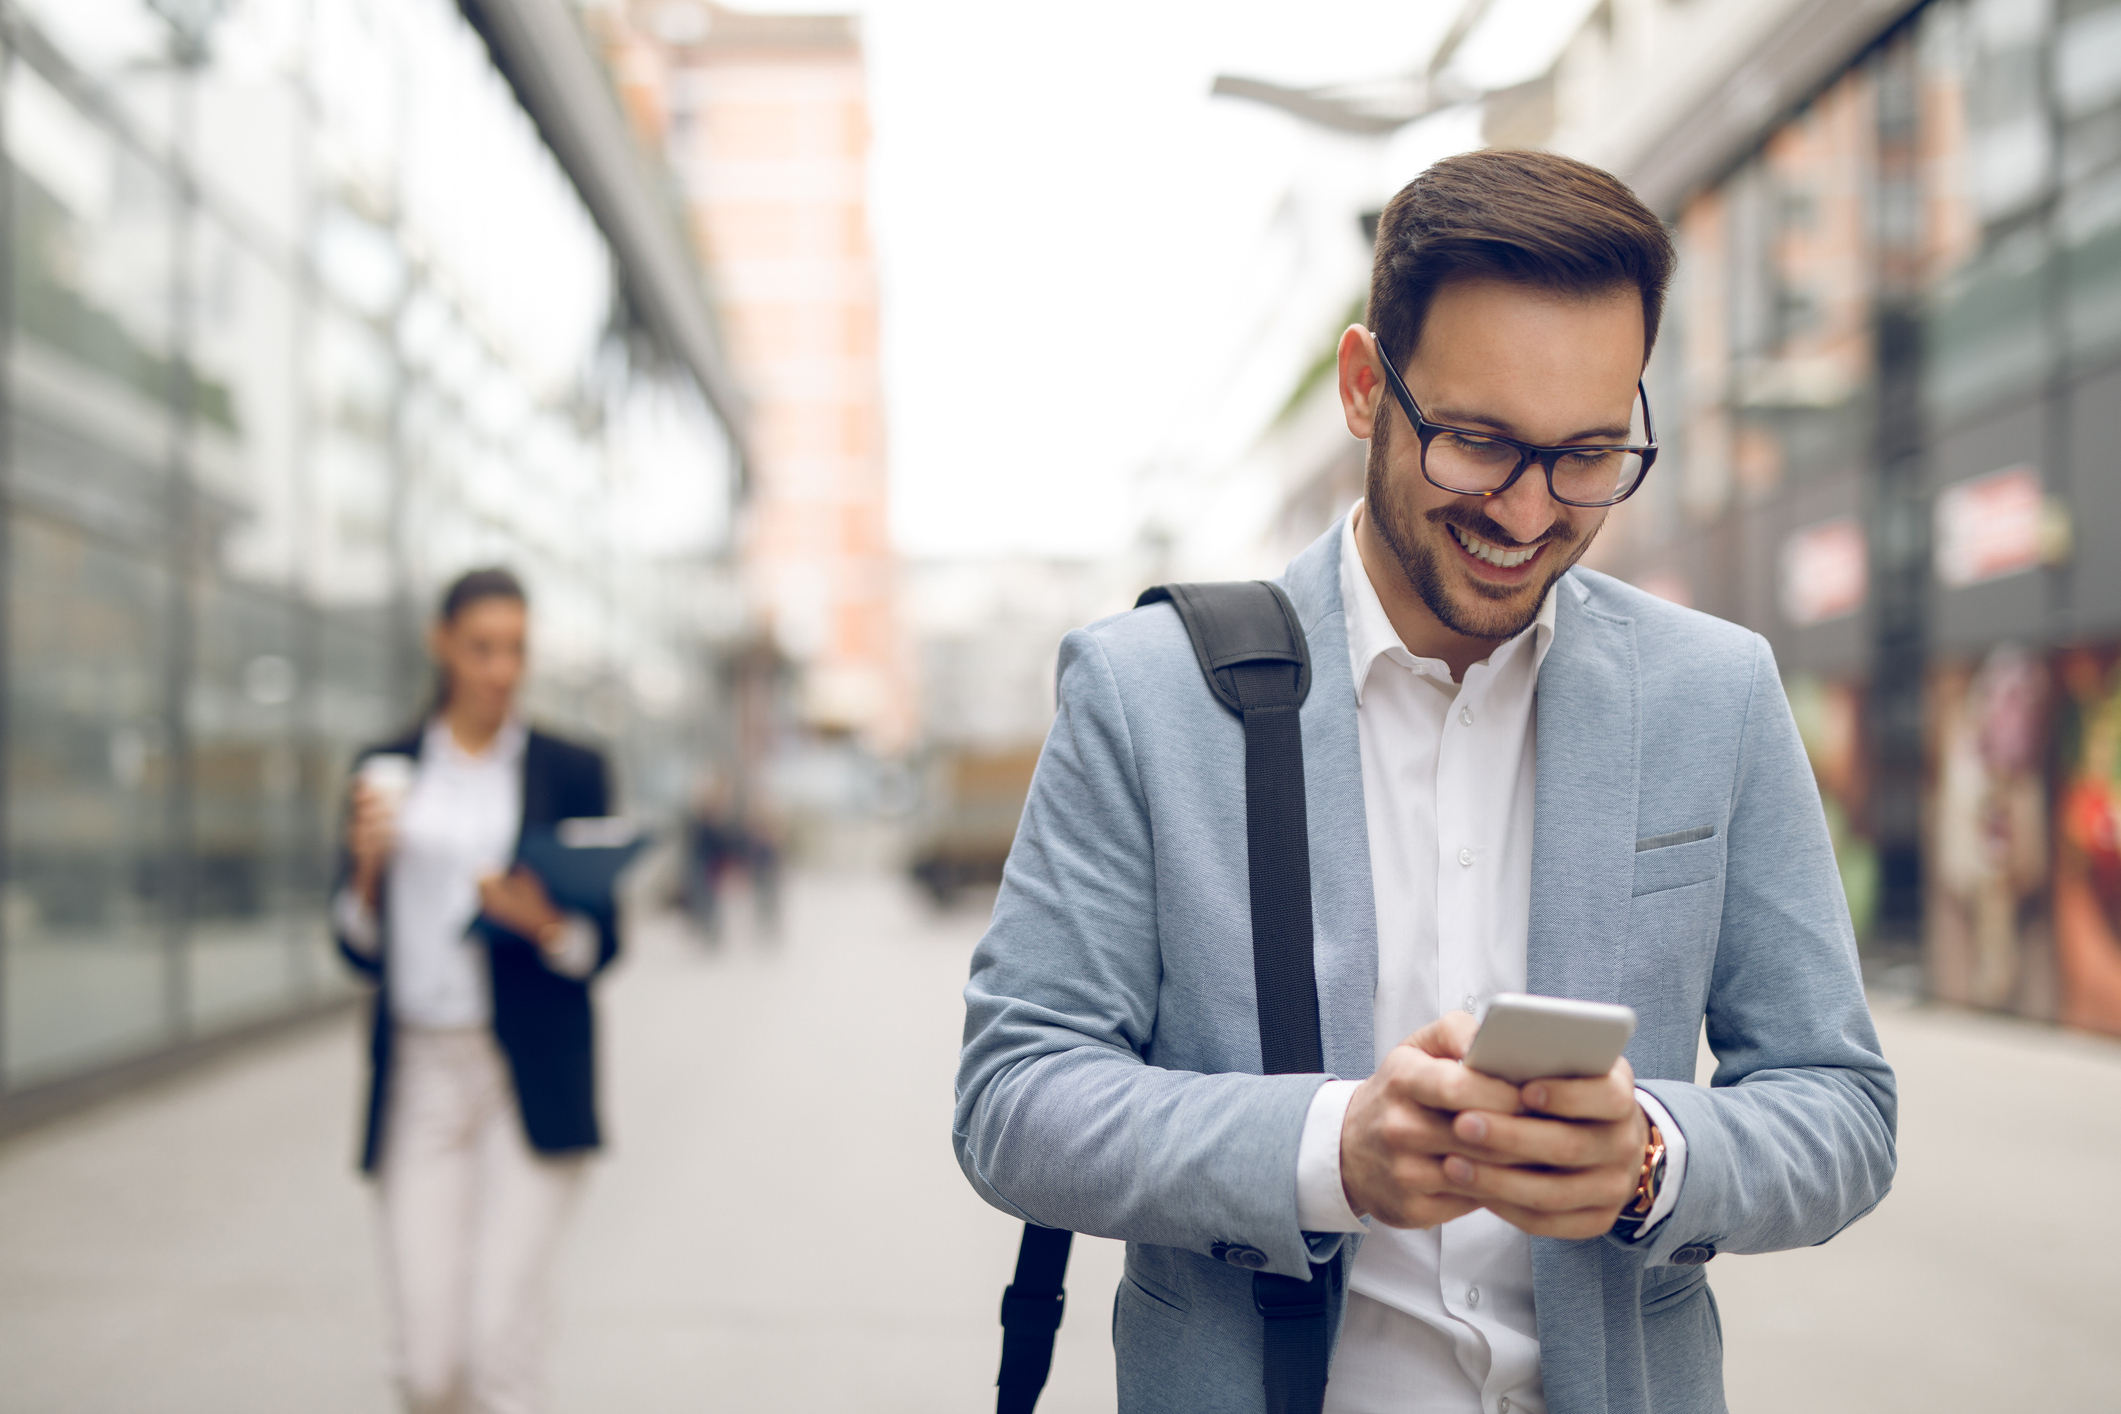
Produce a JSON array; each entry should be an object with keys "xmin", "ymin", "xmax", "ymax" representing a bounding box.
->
[
  {"xmin": 427, "ymin": 567, "xmax": 527, "ymax": 717},
  {"xmin": 1368, "ymin": 149, "xmax": 1676, "ymax": 369},
  {"xmin": 438, "ymin": 566, "xmax": 526, "ymax": 624}
]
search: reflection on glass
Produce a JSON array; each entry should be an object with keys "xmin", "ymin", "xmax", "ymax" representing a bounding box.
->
[
  {"xmin": 187, "ymin": 582, "xmax": 312, "ymax": 1030},
  {"xmin": 192, "ymin": 220, "xmax": 300, "ymax": 586},
  {"xmin": 5, "ymin": 518, "xmax": 176, "ymax": 1083},
  {"xmin": 1922, "ymin": 0, "xmax": 2060, "ymax": 419},
  {"xmin": 1, "ymin": 0, "xmax": 739, "ymax": 1096}
]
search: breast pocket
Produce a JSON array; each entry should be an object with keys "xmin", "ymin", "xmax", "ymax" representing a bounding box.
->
[
  {"xmin": 1623, "ymin": 830, "xmax": 1724, "ymax": 1022},
  {"xmin": 1631, "ymin": 828, "xmax": 1723, "ymax": 897}
]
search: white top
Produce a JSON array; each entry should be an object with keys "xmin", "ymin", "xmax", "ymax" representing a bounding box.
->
[
  {"xmin": 334, "ymin": 718, "xmax": 597, "ymax": 1029},
  {"xmin": 1293, "ymin": 506, "xmax": 1686, "ymax": 1413}
]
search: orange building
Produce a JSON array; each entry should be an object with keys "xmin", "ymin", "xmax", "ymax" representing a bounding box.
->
[{"xmin": 595, "ymin": 2, "xmax": 912, "ymax": 754}]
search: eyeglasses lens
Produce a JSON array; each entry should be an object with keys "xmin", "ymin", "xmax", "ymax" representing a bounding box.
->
[{"xmin": 1423, "ymin": 433, "xmax": 1646, "ymax": 506}]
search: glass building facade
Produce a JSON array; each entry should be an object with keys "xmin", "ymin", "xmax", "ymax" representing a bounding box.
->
[
  {"xmin": 1599, "ymin": 0, "xmax": 2121, "ymax": 1034},
  {"xmin": 0, "ymin": 0, "xmax": 739, "ymax": 1097}
]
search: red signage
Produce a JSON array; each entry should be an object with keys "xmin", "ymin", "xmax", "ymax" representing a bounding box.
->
[
  {"xmin": 1936, "ymin": 465, "xmax": 2043, "ymax": 588},
  {"xmin": 1780, "ymin": 517, "xmax": 1868, "ymax": 626}
]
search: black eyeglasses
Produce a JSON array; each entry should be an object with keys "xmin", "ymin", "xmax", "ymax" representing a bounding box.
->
[{"xmin": 1375, "ymin": 337, "xmax": 1658, "ymax": 509}]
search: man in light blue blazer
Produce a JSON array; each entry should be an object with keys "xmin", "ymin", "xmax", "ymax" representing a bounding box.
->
[{"xmin": 955, "ymin": 151, "xmax": 1895, "ymax": 1414}]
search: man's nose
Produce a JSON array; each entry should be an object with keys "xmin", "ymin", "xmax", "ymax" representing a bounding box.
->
[{"xmin": 1483, "ymin": 463, "xmax": 1560, "ymax": 545}]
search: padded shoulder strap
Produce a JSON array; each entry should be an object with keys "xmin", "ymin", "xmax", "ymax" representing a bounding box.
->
[
  {"xmin": 1139, "ymin": 578, "xmax": 1331, "ymax": 1414},
  {"xmin": 1135, "ymin": 580, "xmax": 1310, "ymax": 716},
  {"xmin": 994, "ymin": 580, "xmax": 1330, "ymax": 1414},
  {"xmin": 1137, "ymin": 579, "xmax": 1320, "ymax": 1075}
]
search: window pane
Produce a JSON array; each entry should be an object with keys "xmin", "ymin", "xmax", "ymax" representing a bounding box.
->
[
  {"xmin": 186, "ymin": 580, "xmax": 320, "ymax": 1031},
  {"xmin": 5, "ymin": 515, "xmax": 176, "ymax": 1084},
  {"xmin": 4, "ymin": 54, "xmax": 182, "ymax": 1085}
]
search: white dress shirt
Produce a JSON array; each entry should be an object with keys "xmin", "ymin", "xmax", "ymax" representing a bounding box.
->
[
  {"xmin": 1294, "ymin": 506, "xmax": 1686, "ymax": 1414},
  {"xmin": 335, "ymin": 719, "xmax": 597, "ymax": 1029}
]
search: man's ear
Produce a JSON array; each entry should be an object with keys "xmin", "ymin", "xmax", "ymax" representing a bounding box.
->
[{"xmin": 1337, "ymin": 324, "xmax": 1384, "ymax": 441}]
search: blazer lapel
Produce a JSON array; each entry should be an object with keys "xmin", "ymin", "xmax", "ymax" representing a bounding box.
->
[
  {"xmin": 516, "ymin": 731, "xmax": 550, "ymax": 854},
  {"xmin": 1282, "ymin": 517, "xmax": 1379, "ymax": 1080},
  {"xmin": 1526, "ymin": 574, "xmax": 1640, "ymax": 1005}
]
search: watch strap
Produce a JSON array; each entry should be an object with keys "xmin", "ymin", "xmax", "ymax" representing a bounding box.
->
[{"xmin": 1610, "ymin": 1118, "xmax": 1666, "ymax": 1242}]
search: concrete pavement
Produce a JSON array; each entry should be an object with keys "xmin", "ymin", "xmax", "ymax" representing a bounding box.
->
[{"xmin": 1, "ymin": 871, "xmax": 2116, "ymax": 1411}]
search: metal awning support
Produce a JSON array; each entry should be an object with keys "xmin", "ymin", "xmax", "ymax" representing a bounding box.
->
[
  {"xmin": 1618, "ymin": 0, "xmax": 1914, "ymax": 215},
  {"xmin": 456, "ymin": 0, "xmax": 749, "ymax": 459}
]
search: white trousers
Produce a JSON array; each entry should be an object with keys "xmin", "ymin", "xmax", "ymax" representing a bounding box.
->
[{"xmin": 378, "ymin": 1027, "xmax": 587, "ymax": 1414}]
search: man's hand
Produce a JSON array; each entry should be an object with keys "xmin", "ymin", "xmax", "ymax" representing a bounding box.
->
[
  {"xmin": 1338, "ymin": 1012, "xmax": 1528, "ymax": 1228},
  {"xmin": 1437, "ymin": 1046, "xmax": 1648, "ymax": 1240},
  {"xmin": 1341, "ymin": 1010, "xmax": 1650, "ymax": 1239},
  {"xmin": 477, "ymin": 867, "xmax": 566, "ymax": 954}
]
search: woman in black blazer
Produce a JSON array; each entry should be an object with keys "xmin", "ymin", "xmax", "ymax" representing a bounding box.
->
[{"xmin": 333, "ymin": 568, "xmax": 620, "ymax": 1414}]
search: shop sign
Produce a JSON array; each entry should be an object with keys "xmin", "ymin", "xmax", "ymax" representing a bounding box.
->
[
  {"xmin": 1779, "ymin": 516, "xmax": 1868, "ymax": 626},
  {"xmin": 1935, "ymin": 465, "xmax": 2043, "ymax": 587}
]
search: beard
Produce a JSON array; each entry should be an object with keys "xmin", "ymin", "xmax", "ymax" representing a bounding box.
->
[{"xmin": 1363, "ymin": 417, "xmax": 1598, "ymax": 643}]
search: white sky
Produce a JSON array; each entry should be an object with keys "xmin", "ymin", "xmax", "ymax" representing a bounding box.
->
[{"xmin": 732, "ymin": 0, "xmax": 1586, "ymax": 559}]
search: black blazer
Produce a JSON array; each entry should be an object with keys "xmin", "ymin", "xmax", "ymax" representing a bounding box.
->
[{"xmin": 334, "ymin": 725, "xmax": 621, "ymax": 1173}]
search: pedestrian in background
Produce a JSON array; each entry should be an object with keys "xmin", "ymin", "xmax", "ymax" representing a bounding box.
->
[{"xmin": 333, "ymin": 568, "xmax": 621, "ymax": 1414}]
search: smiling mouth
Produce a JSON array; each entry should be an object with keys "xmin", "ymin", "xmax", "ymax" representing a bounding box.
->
[{"xmin": 1450, "ymin": 523, "xmax": 1545, "ymax": 570}]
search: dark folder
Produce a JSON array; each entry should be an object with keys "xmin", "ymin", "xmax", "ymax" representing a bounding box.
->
[{"xmin": 515, "ymin": 818, "xmax": 650, "ymax": 914}]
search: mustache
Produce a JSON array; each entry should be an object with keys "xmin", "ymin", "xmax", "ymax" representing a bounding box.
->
[{"xmin": 1426, "ymin": 504, "xmax": 1576, "ymax": 550}]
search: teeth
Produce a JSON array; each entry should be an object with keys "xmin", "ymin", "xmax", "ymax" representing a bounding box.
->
[{"xmin": 1451, "ymin": 524, "xmax": 1540, "ymax": 568}]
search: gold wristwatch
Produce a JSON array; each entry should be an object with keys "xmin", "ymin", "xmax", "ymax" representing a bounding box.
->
[{"xmin": 1609, "ymin": 1118, "xmax": 1666, "ymax": 1241}]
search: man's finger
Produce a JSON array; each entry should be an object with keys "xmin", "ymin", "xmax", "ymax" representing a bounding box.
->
[
  {"xmin": 1439, "ymin": 1154, "xmax": 1632, "ymax": 1213},
  {"xmin": 1387, "ymin": 1050, "xmax": 1522, "ymax": 1116},
  {"xmin": 1449, "ymin": 1110, "xmax": 1638, "ymax": 1169},
  {"xmin": 1407, "ymin": 1011, "xmax": 1478, "ymax": 1061},
  {"xmin": 1521, "ymin": 1059, "xmax": 1636, "ymax": 1120},
  {"xmin": 1374, "ymin": 1103, "xmax": 1521, "ymax": 1166},
  {"xmin": 1478, "ymin": 1198, "xmax": 1622, "ymax": 1241}
]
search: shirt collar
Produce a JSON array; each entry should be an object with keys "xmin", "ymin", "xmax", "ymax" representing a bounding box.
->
[
  {"xmin": 1339, "ymin": 502, "xmax": 1557, "ymax": 705},
  {"xmin": 423, "ymin": 713, "xmax": 529, "ymax": 767}
]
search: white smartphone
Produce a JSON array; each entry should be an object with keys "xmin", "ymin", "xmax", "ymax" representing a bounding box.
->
[{"xmin": 1463, "ymin": 993, "xmax": 1637, "ymax": 1085}]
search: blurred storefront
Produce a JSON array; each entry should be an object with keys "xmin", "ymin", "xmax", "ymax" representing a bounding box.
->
[
  {"xmin": 1565, "ymin": 0, "xmax": 2121, "ymax": 1035},
  {"xmin": 0, "ymin": 0, "xmax": 746, "ymax": 1106},
  {"xmin": 1227, "ymin": 0, "xmax": 2121, "ymax": 1036}
]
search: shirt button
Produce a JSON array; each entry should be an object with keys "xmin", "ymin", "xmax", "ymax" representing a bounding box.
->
[
  {"xmin": 1466, "ymin": 1285, "xmax": 1480, "ymax": 1308},
  {"xmin": 1500, "ymin": 1399, "xmax": 1512, "ymax": 1414},
  {"xmin": 1460, "ymin": 705, "xmax": 1475, "ymax": 726},
  {"xmin": 1462, "ymin": 993, "xmax": 1477, "ymax": 1012},
  {"xmin": 1458, "ymin": 847, "xmax": 1473, "ymax": 867}
]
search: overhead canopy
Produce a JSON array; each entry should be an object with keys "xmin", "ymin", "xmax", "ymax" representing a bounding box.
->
[
  {"xmin": 457, "ymin": 0, "xmax": 749, "ymax": 457},
  {"xmin": 1621, "ymin": 0, "xmax": 1914, "ymax": 215}
]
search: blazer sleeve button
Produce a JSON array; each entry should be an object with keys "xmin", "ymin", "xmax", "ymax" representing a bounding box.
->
[
  {"xmin": 1671, "ymin": 1244, "xmax": 1717, "ymax": 1266},
  {"xmin": 1227, "ymin": 1245, "xmax": 1269, "ymax": 1269}
]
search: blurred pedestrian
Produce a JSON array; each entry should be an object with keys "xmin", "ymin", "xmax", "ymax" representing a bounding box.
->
[
  {"xmin": 333, "ymin": 568, "xmax": 621, "ymax": 1414},
  {"xmin": 957, "ymin": 151, "xmax": 1895, "ymax": 1413},
  {"xmin": 681, "ymin": 771, "xmax": 782, "ymax": 943}
]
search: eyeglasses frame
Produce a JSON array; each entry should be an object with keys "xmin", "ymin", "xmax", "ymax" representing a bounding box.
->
[{"xmin": 1373, "ymin": 336, "xmax": 1659, "ymax": 509}]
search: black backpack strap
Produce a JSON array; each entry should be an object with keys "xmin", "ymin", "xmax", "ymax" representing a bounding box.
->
[
  {"xmin": 1141, "ymin": 581, "xmax": 1332, "ymax": 1414},
  {"xmin": 992, "ymin": 580, "xmax": 1330, "ymax": 1414},
  {"xmin": 996, "ymin": 1224, "xmax": 1072, "ymax": 1413}
]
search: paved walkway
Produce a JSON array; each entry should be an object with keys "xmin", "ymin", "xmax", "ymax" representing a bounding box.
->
[{"xmin": 1, "ymin": 872, "xmax": 2116, "ymax": 1411}]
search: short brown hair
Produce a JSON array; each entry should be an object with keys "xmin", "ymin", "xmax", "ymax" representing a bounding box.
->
[{"xmin": 1368, "ymin": 149, "xmax": 1675, "ymax": 368}]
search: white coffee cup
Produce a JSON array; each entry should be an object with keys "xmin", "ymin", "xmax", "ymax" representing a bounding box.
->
[{"xmin": 357, "ymin": 753, "xmax": 416, "ymax": 811}]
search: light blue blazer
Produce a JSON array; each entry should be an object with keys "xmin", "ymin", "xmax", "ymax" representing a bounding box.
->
[{"xmin": 954, "ymin": 517, "xmax": 1896, "ymax": 1414}]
